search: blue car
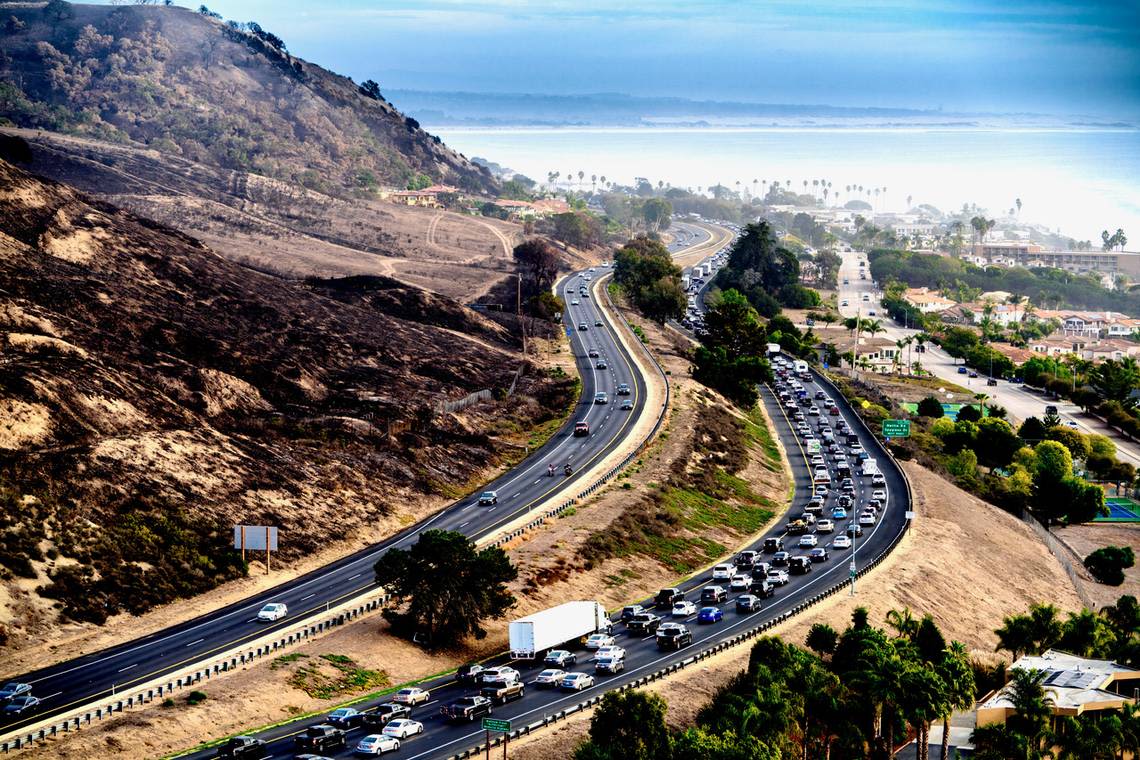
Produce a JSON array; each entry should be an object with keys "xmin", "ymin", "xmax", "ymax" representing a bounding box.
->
[
  {"xmin": 957, "ymin": 366, "xmax": 968, "ymax": 374},
  {"xmin": 831, "ymin": 506, "xmax": 847, "ymax": 520},
  {"xmin": 697, "ymin": 607, "xmax": 723, "ymax": 624}
]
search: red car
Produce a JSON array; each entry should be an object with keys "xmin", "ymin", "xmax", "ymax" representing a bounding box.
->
[{"xmin": 574, "ymin": 421, "xmax": 590, "ymax": 436}]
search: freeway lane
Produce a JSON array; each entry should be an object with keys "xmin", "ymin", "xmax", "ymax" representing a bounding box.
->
[
  {"xmin": 181, "ymin": 355, "xmax": 909, "ymax": 760},
  {"xmin": 1, "ymin": 263, "xmax": 654, "ymax": 737}
]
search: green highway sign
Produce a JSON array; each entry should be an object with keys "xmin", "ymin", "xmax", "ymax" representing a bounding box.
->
[
  {"xmin": 881, "ymin": 419, "xmax": 911, "ymax": 438},
  {"xmin": 482, "ymin": 718, "xmax": 511, "ymax": 733}
]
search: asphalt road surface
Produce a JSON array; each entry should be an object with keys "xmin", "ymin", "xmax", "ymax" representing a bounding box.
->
[
  {"xmin": 180, "ymin": 359, "xmax": 909, "ymax": 760},
  {"xmin": 1, "ymin": 266, "xmax": 650, "ymax": 736}
]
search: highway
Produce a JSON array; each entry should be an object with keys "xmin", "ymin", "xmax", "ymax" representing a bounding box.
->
[
  {"xmin": 0, "ymin": 264, "xmax": 652, "ymax": 737},
  {"xmin": 177, "ymin": 356, "xmax": 909, "ymax": 759},
  {"xmin": 833, "ymin": 249, "xmax": 1140, "ymax": 465}
]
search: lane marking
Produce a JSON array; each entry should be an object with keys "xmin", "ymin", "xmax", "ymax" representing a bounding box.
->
[
  {"xmin": 185, "ymin": 639, "xmax": 204, "ymax": 648},
  {"xmin": 116, "ymin": 664, "xmax": 136, "ymax": 673}
]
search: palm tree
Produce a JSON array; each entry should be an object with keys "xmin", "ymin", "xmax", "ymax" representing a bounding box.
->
[
  {"xmin": 1016, "ymin": 197, "xmax": 1022, "ymax": 216},
  {"xmin": 591, "ymin": 173, "xmax": 597, "ymax": 191},
  {"xmin": 865, "ymin": 319, "xmax": 885, "ymax": 340},
  {"xmin": 577, "ymin": 170, "xmax": 585, "ymax": 187},
  {"xmin": 886, "ymin": 607, "xmax": 919, "ymax": 637},
  {"xmin": 937, "ymin": 642, "xmax": 977, "ymax": 760},
  {"xmin": 600, "ymin": 175, "xmax": 606, "ymax": 187},
  {"xmin": 907, "ymin": 194, "xmax": 913, "ymax": 209},
  {"xmin": 996, "ymin": 614, "xmax": 1036, "ymax": 660},
  {"xmin": 1005, "ymin": 667, "xmax": 1054, "ymax": 752}
]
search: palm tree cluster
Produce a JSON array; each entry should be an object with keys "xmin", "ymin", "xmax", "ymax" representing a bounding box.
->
[{"xmin": 576, "ymin": 607, "xmax": 975, "ymax": 760}]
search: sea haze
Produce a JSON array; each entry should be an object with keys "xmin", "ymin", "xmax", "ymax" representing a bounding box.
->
[{"xmin": 421, "ymin": 95, "xmax": 1139, "ymax": 243}]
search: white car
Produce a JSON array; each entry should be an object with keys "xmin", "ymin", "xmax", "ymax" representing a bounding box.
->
[
  {"xmin": 481, "ymin": 666, "xmax": 520, "ymax": 685},
  {"xmin": 383, "ymin": 719, "xmax": 424, "ymax": 739},
  {"xmin": 356, "ymin": 734, "xmax": 401, "ymax": 755},
  {"xmin": 571, "ymin": 299, "xmax": 580, "ymax": 305},
  {"xmin": 859, "ymin": 512, "xmax": 876, "ymax": 526},
  {"xmin": 391, "ymin": 687, "xmax": 430, "ymax": 705},
  {"xmin": 256, "ymin": 602, "xmax": 287, "ymax": 622},
  {"xmin": 672, "ymin": 600, "xmax": 697, "ymax": 617},
  {"xmin": 712, "ymin": 563, "xmax": 733, "ymax": 581},
  {"xmin": 592, "ymin": 645, "xmax": 626, "ymax": 661},
  {"xmin": 535, "ymin": 668, "xmax": 567, "ymax": 687},
  {"xmin": 832, "ymin": 535, "xmax": 853, "ymax": 549},
  {"xmin": 585, "ymin": 633, "xmax": 615, "ymax": 650},
  {"xmin": 798, "ymin": 534, "xmax": 818, "ymax": 548},
  {"xmin": 730, "ymin": 574, "xmax": 751, "ymax": 591},
  {"xmin": 561, "ymin": 672, "xmax": 595, "ymax": 691},
  {"xmin": 815, "ymin": 519, "xmax": 835, "ymax": 533},
  {"xmin": 767, "ymin": 569, "xmax": 789, "ymax": 586},
  {"xmin": 871, "ymin": 490, "xmax": 886, "ymax": 501}
]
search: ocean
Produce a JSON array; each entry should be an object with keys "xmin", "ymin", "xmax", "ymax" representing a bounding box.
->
[{"xmin": 431, "ymin": 126, "xmax": 1140, "ymax": 244}]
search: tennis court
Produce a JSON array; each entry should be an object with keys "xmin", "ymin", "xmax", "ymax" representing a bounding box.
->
[{"xmin": 1097, "ymin": 497, "xmax": 1140, "ymax": 523}]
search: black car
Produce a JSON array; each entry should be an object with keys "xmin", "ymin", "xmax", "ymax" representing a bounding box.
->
[
  {"xmin": 772, "ymin": 551, "xmax": 790, "ymax": 566},
  {"xmin": 441, "ymin": 695, "xmax": 494, "ymax": 722},
  {"xmin": 847, "ymin": 524, "xmax": 864, "ymax": 538},
  {"xmin": 215, "ymin": 736, "xmax": 269, "ymax": 759},
  {"xmin": 736, "ymin": 595, "xmax": 763, "ymax": 613},
  {"xmin": 700, "ymin": 585, "xmax": 728, "ymax": 604},
  {"xmin": 325, "ymin": 707, "xmax": 365, "ymax": 729},
  {"xmin": 456, "ymin": 663, "xmax": 485, "ymax": 685},
  {"xmin": 544, "ymin": 650, "xmax": 577, "ymax": 667},
  {"xmin": 362, "ymin": 703, "xmax": 412, "ymax": 730},
  {"xmin": 789, "ymin": 556, "xmax": 813, "ymax": 575},
  {"xmin": 626, "ymin": 612, "xmax": 662, "ymax": 635},
  {"xmin": 655, "ymin": 623, "xmax": 693, "ymax": 651},
  {"xmin": 0, "ymin": 683, "xmax": 31, "ymax": 702},
  {"xmin": 763, "ymin": 537, "xmax": 784, "ymax": 553},
  {"xmin": 2, "ymin": 695, "xmax": 39, "ymax": 716},
  {"xmin": 654, "ymin": 588, "xmax": 684, "ymax": 609},
  {"xmin": 294, "ymin": 724, "xmax": 346, "ymax": 753},
  {"xmin": 620, "ymin": 604, "xmax": 646, "ymax": 622}
]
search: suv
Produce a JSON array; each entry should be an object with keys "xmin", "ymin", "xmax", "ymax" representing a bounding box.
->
[
  {"xmin": 616, "ymin": 383, "xmax": 631, "ymax": 396},
  {"xmin": 477, "ymin": 491, "xmax": 498, "ymax": 506},
  {"xmin": 763, "ymin": 537, "xmax": 784, "ymax": 553},
  {"xmin": 767, "ymin": 568, "xmax": 789, "ymax": 586},
  {"xmin": 654, "ymin": 588, "xmax": 684, "ymax": 609},
  {"xmin": 750, "ymin": 578, "xmax": 775, "ymax": 597},
  {"xmin": 456, "ymin": 663, "xmax": 485, "ymax": 685},
  {"xmin": 735, "ymin": 550, "xmax": 759, "ymax": 569},
  {"xmin": 595, "ymin": 656, "xmax": 625, "ymax": 675},
  {"xmin": 700, "ymin": 585, "xmax": 728, "ymax": 603},
  {"xmin": 574, "ymin": 421, "xmax": 590, "ymax": 436},
  {"xmin": 441, "ymin": 695, "xmax": 494, "ymax": 722},
  {"xmin": 626, "ymin": 612, "xmax": 662, "ymax": 635},
  {"xmin": 736, "ymin": 595, "xmax": 763, "ymax": 613},
  {"xmin": 294, "ymin": 724, "xmax": 346, "ymax": 753},
  {"xmin": 621, "ymin": 604, "xmax": 646, "ymax": 622},
  {"xmin": 655, "ymin": 623, "xmax": 693, "ymax": 651},
  {"xmin": 789, "ymin": 556, "xmax": 813, "ymax": 575},
  {"xmin": 215, "ymin": 737, "xmax": 269, "ymax": 759}
]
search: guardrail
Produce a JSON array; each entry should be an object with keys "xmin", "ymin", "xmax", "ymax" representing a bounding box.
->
[
  {"xmin": 1, "ymin": 270, "xmax": 670, "ymax": 754},
  {"xmin": 446, "ymin": 361, "xmax": 915, "ymax": 760},
  {"xmin": 0, "ymin": 590, "xmax": 389, "ymax": 753},
  {"xmin": 483, "ymin": 274, "xmax": 672, "ymax": 549}
]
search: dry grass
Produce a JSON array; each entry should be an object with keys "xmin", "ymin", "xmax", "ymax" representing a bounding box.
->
[{"xmin": 1053, "ymin": 523, "xmax": 1140, "ymax": 610}]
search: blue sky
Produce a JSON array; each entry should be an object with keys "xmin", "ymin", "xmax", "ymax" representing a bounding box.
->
[{"xmin": 191, "ymin": 0, "xmax": 1140, "ymax": 117}]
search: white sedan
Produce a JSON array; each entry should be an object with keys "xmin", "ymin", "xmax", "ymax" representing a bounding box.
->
[
  {"xmin": 672, "ymin": 600, "xmax": 697, "ymax": 617},
  {"xmin": 585, "ymin": 633, "xmax": 615, "ymax": 650},
  {"xmin": 871, "ymin": 490, "xmax": 886, "ymax": 501},
  {"xmin": 391, "ymin": 687, "xmax": 430, "ymax": 705},
  {"xmin": 356, "ymin": 734, "xmax": 401, "ymax": 755},
  {"xmin": 729, "ymin": 574, "xmax": 751, "ymax": 591},
  {"xmin": 592, "ymin": 645, "xmax": 626, "ymax": 661},
  {"xmin": 256, "ymin": 602, "xmax": 287, "ymax": 622},
  {"xmin": 798, "ymin": 534, "xmax": 818, "ymax": 548},
  {"xmin": 858, "ymin": 512, "xmax": 876, "ymax": 526},
  {"xmin": 382, "ymin": 719, "xmax": 425, "ymax": 739},
  {"xmin": 832, "ymin": 535, "xmax": 852, "ymax": 549}
]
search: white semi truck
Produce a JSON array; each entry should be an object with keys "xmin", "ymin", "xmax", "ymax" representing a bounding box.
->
[{"xmin": 508, "ymin": 600, "xmax": 612, "ymax": 659}]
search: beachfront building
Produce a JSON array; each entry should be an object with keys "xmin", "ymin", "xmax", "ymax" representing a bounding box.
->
[
  {"xmin": 976, "ymin": 650, "xmax": 1139, "ymax": 728},
  {"xmin": 973, "ymin": 242, "xmax": 1140, "ymax": 277}
]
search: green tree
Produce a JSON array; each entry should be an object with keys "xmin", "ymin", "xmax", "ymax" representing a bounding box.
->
[
  {"xmin": 513, "ymin": 238, "xmax": 560, "ymax": 293},
  {"xmin": 574, "ymin": 690, "xmax": 672, "ymax": 760},
  {"xmin": 1090, "ymin": 358, "xmax": 1140, "ymax": 407},
  {"xmin": 641, "ymin": 197, "xmax": 673, "ymax": 232},
  {"xmin": 373, "ymin": 529, "xmax": 517, "ymax": 648},
  {"xmin": 612, "ymin": 235, "xmax": 686, "ymax": 322},
  {"xmin": 693, "ymin": 289, "xmax": 773, "ymax": 406},
  {"xmin": 1084, "ymin": 545, "xmax": 1136, "ymax": 586},
  {"xmin": 43, "ymin": 0, "xmax": 73, "ymax": 25},
  {"xmin": 917, "ymin": 395, "xmax": 945, "ymax": 418},
  {"xmin": 974, "ymin": 417, "xmax": 1022, "ymax": 468},
  {"xmin": 937, "ymin": 641, "xmax": 977, "ymax": 760},
  {"xmin": 806, "ymin": 622, "xmax": 839, "ymax": 656},
  {"xmin": 1018, "ymin": 416, "xmax": 1048, "ymax": 442},
  {"xmin": 1034, "ymin": 439, "xmax": 1073, "ymax": 493},
  {"xmin": 551, "ymin": 211, "xmax": 602, "ymax": 249}
]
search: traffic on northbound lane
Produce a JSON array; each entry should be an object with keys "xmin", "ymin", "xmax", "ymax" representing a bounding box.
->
[{"xmin": 0, "ymin": 263, "xmax": 651, "ymax": 742}]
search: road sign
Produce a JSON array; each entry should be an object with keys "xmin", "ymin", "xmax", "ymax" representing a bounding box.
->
[
  {"xmin": 566, "ymin": 327, "xmax": 573, "ymax": 337},
  {"xmin": 881, "ymin": 419, "xmax": 911, "ymax": 438},
  {"xmin": 482, "ymin": 718, "xmax": 511, "ymax": 733}
]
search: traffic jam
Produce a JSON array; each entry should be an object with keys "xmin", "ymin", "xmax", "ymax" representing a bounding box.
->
[{"xmin": 209, "ymin": 358, "xmax": 895, "ymax": 760}]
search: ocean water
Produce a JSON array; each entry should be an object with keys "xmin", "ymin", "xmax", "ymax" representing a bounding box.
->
[{"xmin": 432, "ymin": 126, "xmax": 1140, "ymax": 243}]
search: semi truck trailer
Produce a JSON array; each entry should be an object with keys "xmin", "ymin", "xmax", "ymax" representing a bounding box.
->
[{"xmin": 508, "ymin": 600, "xmax": 612, "ymax": 659}]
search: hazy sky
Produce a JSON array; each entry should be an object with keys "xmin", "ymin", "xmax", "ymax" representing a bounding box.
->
[{"xmin": 193, "ymin": 0, "xmax": 1140, "ymax": 117}]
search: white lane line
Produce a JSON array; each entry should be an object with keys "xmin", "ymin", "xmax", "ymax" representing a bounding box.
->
[
  {"xmin": 185, "ymin": 639, "xmax": 204, "ymax": 647},
  {"xmin": 349, "ymin": 573, "xmax": 361, "ymax": 581},
  {"xmin": 458, "ymin": 521, "xmax": 470, "ymax": 528},
  {"xmin": 117, "ymin": 664, "xmax": 137, "ymax": 673}
]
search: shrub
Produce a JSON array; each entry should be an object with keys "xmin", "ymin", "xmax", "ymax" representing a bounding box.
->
[
  {"xmin": 1084, "ymin": 546, "xmax": 1135, "ymax": 586},
  {"xmin": 187, "ymin": 690, "xmax": 208, "ymax": 705},
  {"xmin": 916, "ymin": 396, "xmax": 944, "ymax": 418}
]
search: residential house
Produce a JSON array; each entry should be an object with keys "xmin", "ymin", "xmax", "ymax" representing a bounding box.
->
[
  {"xmin": 1029, "ymin": 337, "xmax": 1085, "ymax": 357},
  {"xmin": 904, "ymin": 287, "xmax": 956, "ymax": 314},
  {"xmin": 961, "ymin": 301, "xmax": 1025, "ymax": 327},
  {"xmin": 851, "ymin": 337, "xmax": 902, "ymax": 373},
  {"xmin": 976, "ymin": 650, "xmax": 1139, "ymax": 727},
  {"xmin": 1034, "ymin": 310, "xmax": 1140, "ymax": 339},
  {"xmin": 1081, "ymin": 339, "xmax": 1140, "ymax": 362}
]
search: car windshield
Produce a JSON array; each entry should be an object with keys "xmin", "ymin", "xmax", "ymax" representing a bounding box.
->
[{"xmin": 330, "ymin": 709, "xmax": 349, "ymax": 716}]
